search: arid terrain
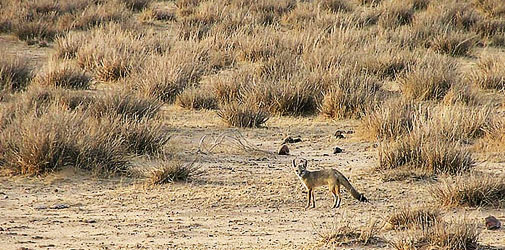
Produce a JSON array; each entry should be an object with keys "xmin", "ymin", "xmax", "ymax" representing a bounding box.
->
[{"xmin": 1, "ymin": 0, "xmax": 505, "ymax": 249}]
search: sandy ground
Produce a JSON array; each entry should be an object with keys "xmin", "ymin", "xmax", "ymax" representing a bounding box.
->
[{"xmin": 1, "ymin": 106, "xmax": 505, "ymax": 249}]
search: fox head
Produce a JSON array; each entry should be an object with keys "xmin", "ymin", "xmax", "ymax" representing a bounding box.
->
[{"xmin": 292, "ymin": 159, "xmax": 308, "ymax": 177}]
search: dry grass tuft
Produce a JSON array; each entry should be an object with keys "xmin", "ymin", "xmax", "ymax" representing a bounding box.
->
[
  {"xmin": 378, "ymin": 1, "xmax": 414, "ymax": 29},
  {"xmin": 316, "ymin": 217, "xmax": 382, "ymax": 247},
  {"xmin": 0, "ymin": 54, "xmax": 32, "ymax": 93},
  {"xmin": 469, "ymin": 55, "xmax": 505, "ymax": 91},
  {"xmin": 176, "ymin": 86, "xmax": 218, "ymax": 110},
  {"xmin": 431, "ymin": 173, "xmax": 505, "ymax": 208},
  {"xmin": 390, "ymin": 220, "xmax": 480, "ymax": 250},
  {"xmin": 54, "ymin": 32, "xmax": 88, "ymax": 59},
  {"xmin": 387, "ymin": 206, "xmax": 441, "ymax": 230},
  {"xmin": 399, "ymin": 53, "xmax": 457, "ymax": 101},
  {"xmin": 378, "ymin": 130, "xmax": 474, "ymax": 176},
  {"xmin": 217, "ymin": 102, "xmax": 269, "ymax": 128},
  {"xmin": 32, "ymin": 62, "xmax": 91, "ymax": 89},
  {"xmin": 147, "ymin": 160, "xmax": 200, "ymax": 185},
  {"xmin": 430, "ymin": 31, "xmax": 476, "ymax": 56}
]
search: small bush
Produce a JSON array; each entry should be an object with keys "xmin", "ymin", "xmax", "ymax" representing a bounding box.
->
[
  {"xmin": 432, "ymin": 173, "xmax": 505, "ymax": 208},
  {"xmin": 469, "ymin": 55, "xmax": 505, "ymax": 91},
  {"xmin": 321, "ymin": 72, "xmax": 382, "ymax": 119},
  {"xmin": 316, "ymin": 217, "xmax": 382, "ymax": 247},
  {"xmin": 147, "ymin": 160, "xmax": 199, "ymax": 185},
  {"xmin": 378, "ymin": 130, "xmax": 474, "ymax": 176},
  {"xmin": 121, "ymin": 0, "xmax": 152, "ymax": 11},
  {"xmin": 32, "ymin": 62, "xmax": 91, "ymax": 89},
  {"xmin": 176, "ymin": 86, "xmax": 218, "ymax": 110},
  {"xmin": 399, "ymin": 53, "xmax": 457, "ymax": 101},
  {"xmin": 91, "ymin": 91, "xmax": 162, "ymax": 120},
  {"xmin": 54, "ymin": 32, "xmax": 87, "ymax": 59},
  {"xmin": 12, "ymin": 19, "xmax": 59, "ymax": 42},
  {"xmin": 319, "ymin": 0, "xmax": 352, "ymax": 13},
  {"xmin": 217, "ymin": 102, "xmax": 269, "ymax": 128},
  {"xmin": 476, "ymin": 117, "xmax": 505, "ymax": 158},
  {"xmin": 387, "ymin": 206, "xmax": 441, "ymax": 230},
  {"xmin": 0, "ymin": 55, "xmax": 32, "ymax": 93}
]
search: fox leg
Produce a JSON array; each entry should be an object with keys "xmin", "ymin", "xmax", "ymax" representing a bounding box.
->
[
  {"xmin": 311, "ymin": 190, "xmax": 316, "ymax": 208},
  {"xmin": 305, "ymin": 188, "xmax": 312, "ymax": 209},
  {"xmin": 333, "ymin": 185, "xmax": 341, "ymax": 208}
]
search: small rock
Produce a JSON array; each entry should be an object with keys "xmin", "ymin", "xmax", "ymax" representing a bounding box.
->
[
  {"xmin": 334, "ymin": 130, "xmax": 345, "ymax": 139},
  {"xmin": 278, "ymin": 145, "xmax": 290, "ymax": 155},
  {"xmin": 333, "ymin": 147, "xmax": 343, "ymax": 154},
  {"xmin": 35, "ymin": 205, "xmax": 48, "ymax": 210},
  {"xmin": 50, "ymin": 204, "xmax": 69, "ymax": 210},
  {"xmin": 54, "ymin": 189, "xmax": 58, "ymax": 193},
  {"xmin": 283, "ymin": 136, "xmax": 302, "ymax": 144},
  {"xmin": 323, "ymin": 153, "xmax": 329, "ymax": 156},
  {"xmin": 485, "ymin": 216, "xmax": 501, "ymax": 230}
]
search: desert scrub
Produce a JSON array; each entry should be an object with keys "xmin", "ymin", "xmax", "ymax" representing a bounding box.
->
[
  {"xmin": 315, "ymin": 216, "xmax": 382, "ymax": 247},
  {"xmin": 217, "ymin": 102, "xmax": 269, "ymax": 128},
  {"xmin": 90, "ymin": 91, "xmax": 162, "ymax": 120},
  {"xmin": 469, "ymin": 55, "xmax": 505, "ymax": 91},
  {"xmin": 429, "ymin": 30, "xmax": 476, "ymax": 56},
  {"xmin": 54, "ymin": 32, "xmax": 88, "ymax": 59},
  {"xmin": 32, "ymin": 62, "xmax": 91, "ymax": 89},
  {"xmin": 399, "ymin": 53, "xmax": 458, "ymax": 101},
  {"xmin": 378, "ymin": 0, "xmax": 414, "ymax": 29},
  {"xmin": 432, "ymin": 173, "xmax": 505, "ymax": 208},
  {"xmin": 146, "ymin": 160, "xmax": 200, "ymax": 185}
]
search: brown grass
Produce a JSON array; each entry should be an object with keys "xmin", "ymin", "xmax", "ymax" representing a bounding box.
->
[
  {"xmin": 217, "ymin": 102, "xmax": 269, "ymax": 128},
  {"xmin": 430, "ymin": 31, "xmax": 476, "ymax": 57},
  {"xmin": 387, "ymin": 206, "xmax": 441, "ymax": 230},
  {"xmin": 176, "ymin": 86, "xmax": 218, "ymax": 110},
  {"xmin": 146, "ymin": 160, "xmax": 200, "ymax": 185},
  {"xmin": 0, "ymin": 54, "xmax": 32, "ymax": 93},
  {"xmin": 432, "ymin": 173, "xmax": 505, "ymax": 208},
  {"xmin": 469, "ymin": 54, "xmax": 505, "ymax": 91},
  {"xmin": 32, "ymin": 62, "xmax": 91, "ymax": 89}
]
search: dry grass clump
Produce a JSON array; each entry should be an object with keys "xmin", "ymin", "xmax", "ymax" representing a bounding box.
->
[
  {"xmin": 32, "ymin": 62, "xmax": 91, "ymax": 89},
  {"xmin": 360, "ymin": 100, "xmax": 426, "ymax": 140},
  {"xmin": 0, "ymin": 87, "xmax": 169, "ymax": 176},
  {"xmin": 430, "ymin": 31, "xmax": 476, "ymax": 56},
  {"xmin": 442, "ymin": 83, "xmax": 480, "ymax": 106},
  {"xmin": 387, "ymin": 206, "xmax": 441, "ymax": 230},
  {"xmin": 399, "ymin": 53, "xmax": 458, "ymax": 101},
  {"xmin": 469, "ymin": 55, "xmax": 505, "ymax": 91},
  {"xmin": 476, "ymin": 117, "xmax": 505, "ymax": 158},
  {"xmin": 121, "ymin": 0, "xmax": 152, "ymax": 11},
  {"xmin": 474, "ymin": 0, "xmax": 505, "ymax": 18},
  {"xmin": 132, "ymin": 43, "xmax": 210, "ymax": 102},
  {"xmin": 217, "ymin": 102, "xmax": 269, "ymax": 128},
  {"xmin": 146, "ymin": 160, "xmax": 200, "ymax": 185},
  {"xmin": 432, "ymin": 173, "xmax": 505, "ymax": 208},
  {"xmin": 378, "ymin": 130, "xmax": 474, "ymax": 176},
  {"xmin": 176, "ymin": 86, "xmax": 218, "ymax": 110},
  {"xmin": 390, "ymin": 220, "xmax": 480, "ymax": 250},
  {"xmin": 70, "ymin": 2, "xmax": 131, "ymax": 30},
  {"xmin": 378, "ymin": 1, "xmax": 414, "ymax": 29},
  {"xmin": 0, "ymin": 54, "xmax": 32, "ymax": 93},
  {"xmin": 90, "ymin": 91, "xmax": 162, "ymax": 120},
  {"xmin": 54, "ymin": 32, "xmax": 88, "ymax": 59},
  {"xmin": 321, "ymin": 72, "xmax": 382, "ymax": 119},
  {"xmin": 318, "ymin": 0, "xmax": 353, "ymax": 13},
  {"xmin": 316, "ymin": 217, "xmax": 382, "ymax": 247}
]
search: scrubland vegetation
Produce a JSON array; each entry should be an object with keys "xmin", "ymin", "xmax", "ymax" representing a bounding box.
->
[{"xmin": 1, "ymin": 0, "xmax": 505, "ymax": 248}]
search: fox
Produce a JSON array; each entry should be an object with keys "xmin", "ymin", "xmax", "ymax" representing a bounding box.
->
[{"xmin": 292, "ymin": 159, "xmax": 368, "ymax": 208}]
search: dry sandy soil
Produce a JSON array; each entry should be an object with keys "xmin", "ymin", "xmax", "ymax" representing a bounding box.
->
[{"xmin": 1, "ymin": 36, "xmax": 505, "ymax": 250}]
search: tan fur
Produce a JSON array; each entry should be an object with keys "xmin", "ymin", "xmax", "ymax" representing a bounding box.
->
[{"xmin": 292, "ymin": 159, "xmax": 367, "ymax": 208}]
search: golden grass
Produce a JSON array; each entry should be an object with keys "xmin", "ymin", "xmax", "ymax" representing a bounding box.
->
[{"xmin": 387, "ymin": 206, "xmax": 441, "ymax": 230}]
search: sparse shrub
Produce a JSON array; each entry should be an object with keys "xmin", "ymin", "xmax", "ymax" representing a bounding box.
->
[
  {"xmin": 442, "ymin": 82, "xmax": 480, "ymax": 105},
  {"xmin": 12, "ymin": 19, "xmax": 59, "ymax": 42},
  {"xmin": 432, "ymin": 173, "xmax": 505, "ymax": 208},
  {"xmin": 399, "ymin": 53, "xmax": 457, "ymax": 100},
  {"xmin": 176, "ymin": 86, "xmax": 218, "ymax": 110},
  {"xmin": 0, "ymin": 54, "xmax": 32, "ymax": 93},
  {"xmin": 32, "ymin": 62, "xmax": 91, "ymax": 89},
  {"xmin": 217, "ymin": 102, "xmax": 269, "ymax": 128},
  {"xmin": 473, "ymin": 19, "xmax": 505, "ymax": 37},
  {"xmin": 378, "ymin": 130, "xmax": 474, "ymax": 176},
  {"xmin": 147, "ymin": 160, "xmax": 199, "ymax": 185},
  {"xmin": 469, "ymin": 55, "xmax": 505, "ymax": 91},
  {"xmin": 71, "ymin": 2, "xmax": 130, "ymax": 30},
  {"xmin": 476, "ymin": 117, "xmax": 505, "ymax": 158},
  {"xmin": 321, "ymin": 72, "xmax": 382, "ymax": 119},
  {"xmin": 91, "ymin": 91, "xmax": 162, "ymax": 120},
  {"xmin": 387, "ymin": 206, "xmax": 441, "ymax": 230},
  {"xmin": 121, "ymin": 0, "xmax": 152, "ymax": 11},
  {"xmin": 430, "ymin": 31, "xmax": 476, "ymax": 56},
  {"xmin": 319, "ymin": 0, "xmax": 353, "ymax": 13}
]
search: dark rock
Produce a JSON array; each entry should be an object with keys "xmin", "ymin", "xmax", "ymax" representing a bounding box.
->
[
  {"xmin": 278, "ymin": 145, "xmax": 290, "ymax": 155},
  {"xmin": 283, "ymin": 136, "xmax": 302, "ymax": 144},
  {"xmin": 485, "ymin": 216, "xmax": 501, "ymax": 230},
  {"xmin": 50, "ymin": 204, "xmax": 69, "ymax": 209},
  {"xmin": 333, "ymin": 147, "xmax": 343, "ymax": 154}
]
